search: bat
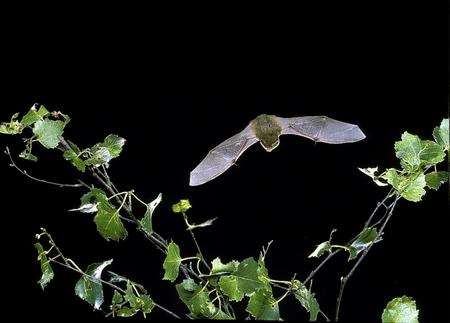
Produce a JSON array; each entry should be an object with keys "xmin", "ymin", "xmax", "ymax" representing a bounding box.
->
[{"xmin": 189, "ymin": 114, "xmax": 366, "ymax": 186}]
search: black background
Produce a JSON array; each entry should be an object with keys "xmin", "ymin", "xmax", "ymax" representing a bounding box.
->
[{"xmin": 1, "ymin": 4, "xmax": 448, "ymax": 323}]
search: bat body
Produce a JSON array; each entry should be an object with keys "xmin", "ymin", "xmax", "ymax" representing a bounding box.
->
[{"xmin": 190, "ymin": 114, "xmax": 365, "ymax": 186}]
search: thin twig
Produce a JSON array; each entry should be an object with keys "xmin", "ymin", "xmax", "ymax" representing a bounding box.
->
[
  {"xmin": 4, "ymin": 147, "xmax": 83, "ymax": 188},
  {"xmin": 304, "ymin": 250, "xmax": 340, "ymax": 284}
]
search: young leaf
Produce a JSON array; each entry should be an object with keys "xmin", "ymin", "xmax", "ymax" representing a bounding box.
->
[
  {"xmin": 176, "ymin": 279, "xmax": 232, "ymax": 319},
  {"xmin": 111, "ymin": 290, "xmax": 124, "ymax": 307},
  {"xmin": 210, "ymin": 257, "xmax": 239, "ymax": 275},
  {"xmin": 20, "ymin": 150, "xmax": 38, "ymax": 162},
  {"xmin": 0, "ymin": 113, "xmax": 23, "ymax": 135},
  {"xmin": 308, "ymin": 241, "xmax": 331, "ymax": 258},
  {"xmin": 119, "ymin": 281, "xmax": 154, "ymax": 317},
  {"xmin": 163, "ymin": 242, "xmax": 182, "ymax": 282},
  {"xmin": 69, "ymin": 203, "xmax": 98, "ymax": 214},
  {"xmin": 172, "ymin": 199, "xmax": 192, "ymax": 213},
  {"xmin": 382, "ymin": 296, "xmax": 419, "ymax": 323},
  {"xmin": 347, "ymin": 227, "xmax": 381, "ymax": 260},
  {"xmin": 139, "ymin": 193, "xmax": 162, "ymax": 235},
  {"xmin": 246, "ymin": 288, "xmax": 280, "ymax": 321},
  {"xmin": 34, "ymin": 242, "xmax": 54, "ymax": 289},
  {"xmin": 187, "ymin": 217, "xmax": 218, "ymax": 231},
  {"xmin": 358, "ymin": 167, "xmax": 388, "ymax": 186},
  {"xmin": 292, "ymin": 280, "xmax": 320, "ymax": 322},
  {"xmin": 425, "ymin": 171, "xmax": 449, "ymax": 190},
  {"xmin": 103, "ymin": 134, "xmax": 126, "ymax": 158},
  {"xmin": 74, "ymin": 259, "xmax": 113, "ymax": 310},
  {"xmin": 33, "ymin": 119, "xmax": 65, "ymax": 149},
  {"xmin": 63, "ymin": 149, "xmax": 86, "ymax": 172},
  {"xmin": 433, "ymin": 118, "xmax": 449, "ymax": 150},
  {"xmin": 85, "ymin": 134, "xmax": 126, "ymax": 166},
  {"xmin": 20, "ymin": 105, "xmax": 49, "ymax": 126}
]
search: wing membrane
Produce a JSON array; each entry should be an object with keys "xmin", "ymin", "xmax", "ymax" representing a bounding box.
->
[
  {"xmin": 280, "ymin": 116, "xmax": 366, "ymax": 144},
  {"xmin": 189, "ymin": 124, "xmax": 259, "ymax": 186}
]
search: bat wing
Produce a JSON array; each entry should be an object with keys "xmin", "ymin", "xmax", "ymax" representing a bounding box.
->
[
  {"xmin": 190, "ymin": 124, "xmax": 259, "ymax": 186},
  {"xmin": 279, "ymin": 116, "xmax": 366, "ymax": 144}
]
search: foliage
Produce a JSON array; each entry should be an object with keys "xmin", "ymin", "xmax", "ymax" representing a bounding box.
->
[
  {"xmin": 1, "ymin": 106, "xmax": 447, "ymax": 321},
  {"xmin": 382, "ymin": 296, "xmax": 419, "ymax": 323}
]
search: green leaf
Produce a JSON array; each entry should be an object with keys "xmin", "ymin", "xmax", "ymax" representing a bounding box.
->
[
  {"xmin": 163, "ymin": 242, "xmax": 182, "ymax": 282},
  {"xmin": 139, "ymin": 193, "xmax": 162, "ymax": 235},
  {"xmin": 85, "ymin": 134, "xmax": 126, "ymax": 166},
  {"xmin": 308, "ymin": 241, "xmax": 331, "ymax": 258},
  {"xmin": 78, "ymin": 188, "xmax": 128, "ymax": 241},
  {"xmin": 74, "ymin": 259, "xmax": 113, "ymax": 310},
  {"xmin": 383, "ymin": 169, "xmax": 427, "ymax": 202},
  {"xmin": 394, "ymin": 132, "xmax": 422, "ymax": 172},
  {"xmin": 358, "ymin": 167, "xmax": 388, "ymax": 186},
  {"xmin": 33, "ymin": 119, "xmax": 65, "ymax": 149},
  {"xmin": 218, "ymin": 257, "xmax": 266, "ymax": 301},
  {"xmin": 175, "ymin": 278, "xmax": 210, "ymax": 316},
  {"xmin": 419, "ymin": 140, "xmax": 445, "ymax": 166},
  {"xmin": 0, "ymin": 113, "xmax": 23, "ymax": 135},
  {"xmin": 81, "ymin": 188, "xmax": 109, "ymax": 206},
  {"xmin": 382, "ymin": 296, "xmax": 419, "ymax": 323},
  {"xmin": 233, "ymin": 257, "xmax": 265, "ymax": 295},
  {"xmin": 210, "ymin": 257, "xmax": 239, "ymax": 275},
  {"xmin": 219, "ymin": 276, "xmax": 244, "ymax": 302},
  {"xmin": 121, "ymin": 282, "xmax": 154, "ymax": 317},
  {"xmin": 117, "ymin": 307, "xmax": 137, "ymax": 317},
  {"xmin": 94, "ymin": 203, "xmax": 128, "ymax": 242},
  {"xmin": 172, "ymin": 199, "xmax": 192, "ymax": 213},
  {"xmin": 34, "ymin": 243, "xmax": 54, "ymax": 289},
  {"xmin": 246, "ymin": 288, "xmax": 280, "ymax": 320},
  {"xmin": 20, "ymin": 150, "xmax": 38, "ymax": 162},
  {"xmin": 433, "ymin": 118, "xmax": 449, "ymax": 150},
  {"xmin": 63, "ymin": 149, "xmax": 86, "ymax": 172},
  {"xmin": 111, "ymin": 290, "xmax": 124, "ymax": 306},
  {"xmin": 21, "ymin": 105, "xmax": 49, "ymax": 126},
  {"xmin": 292, "ymin": 280, "xmax": 320, "ymax": 322},
  {"xmin": 176, "ymin": 279, "xmax": 232, "ymax": 319},
  {"xmin": 425, "ymin": 171, "xmax": 449, "ymax": 190},
  {"xmin": 394, "ymin": 132, "xmax": 445, "ymax": 172},
  {"xmin": 347, "ymin": 227, "xmax": 380, "ymax": 261}
]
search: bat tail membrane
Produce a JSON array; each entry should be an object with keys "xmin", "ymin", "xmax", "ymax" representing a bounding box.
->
[{"xmin": 281, "ymin": 116, "xmax": 366, "ymax": 144}]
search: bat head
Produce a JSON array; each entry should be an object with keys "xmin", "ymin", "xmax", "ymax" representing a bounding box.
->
[{"xmin": 252, "ymin": 114, "xmax": 282, "ymax": 152}]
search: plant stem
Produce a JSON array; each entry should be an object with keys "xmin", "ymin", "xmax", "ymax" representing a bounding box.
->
[
  {"xmin": 182, "ymin": 212, "xmax": 211, "ymax": 271},
  {"xmin": 4, "ymin": 146, "xmax": 84, "ymax": 188},
  {"xmin": 334, "ymin": 195, "xmax": 400, "ymax": 321}
]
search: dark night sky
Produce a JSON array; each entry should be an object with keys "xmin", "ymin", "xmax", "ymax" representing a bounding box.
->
[{"xmin": 1, "ymin": 4, "xmax": 448, "ymax": 323}]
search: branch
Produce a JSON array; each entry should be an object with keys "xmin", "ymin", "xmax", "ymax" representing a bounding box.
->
[
  {"xmin": 334, "ymin": 195, "xmax": 401, "ymax": 321},
  {"xmin": 40, "ymin": 230, "xmax": 181, "ymax": 319},
  {"xmin": 4, "ymin": 146, "xmax": 86, "ymax": 188}
]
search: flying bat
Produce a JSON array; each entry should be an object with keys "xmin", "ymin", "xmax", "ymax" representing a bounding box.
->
[{"xmin": 190, "ymin": 114, "xmax": 366, "ymax": 186}]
